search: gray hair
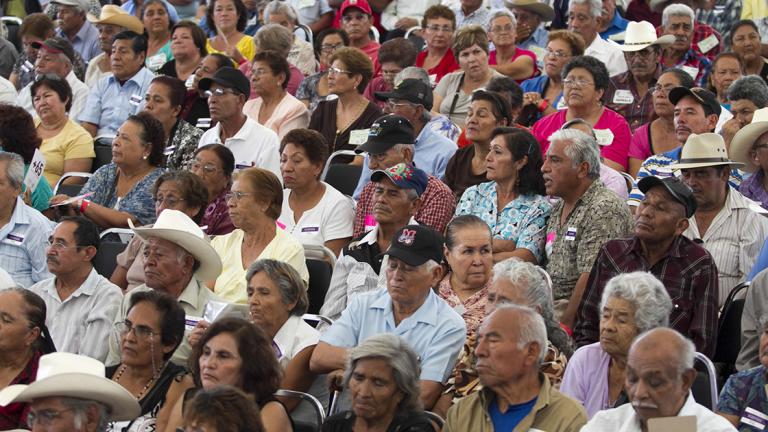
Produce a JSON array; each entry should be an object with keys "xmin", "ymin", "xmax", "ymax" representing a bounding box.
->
[
  {"xmin": 662, "ymin": 3, "xmax": 694, "ymax": 28},
  {"xmin": 390, "ymin": 143, "xmax": 415, "ymax": 159},
  {"xmin": 547, "ymin": 129, "xmax": 601, "ymax": 179},
  {"xmin": 632, "ymin": 328, "xmax": 695, "ymax": 376},
  {"xmin": 395, "ymin": 66, "xmax": 429, "ymax": 87},
  {"xmin": 491, "ymin": 304, "xmax": 548, "ymax": 364},
  {"xmin": 245, "ymin": 259, "xmax": 309, "ymax": 316},
  {"xmin": 59, "ymin": 396, "xmax": 109, "ymax": 432},
  {"xmin": 487, "ymin": 9, "xmax": 517, "ymax": 33},
  {"xmin": 569, "ymin": 0, "xmax": 602, "ymax": 18},
  {"xmin": 264, "ymin": 0, "xmax": 298, "ymax": 25},
  {"xmin": 254, "ymin": 24, "xmax": 293, "ymax": 58},
  {"xmin": 601, "ymin": 272, "xmax": 672, "ymax": 333},
  {"xmin": 0, "ymin": 152, "xmax": 25, "ymax": 189},
  {"xmin": 343, "ymin": 334, "xmax": 422, "ymax": 412},
  {"xmin": 727, "ymin": 75, "xmax": 768, "ymax": 108}
]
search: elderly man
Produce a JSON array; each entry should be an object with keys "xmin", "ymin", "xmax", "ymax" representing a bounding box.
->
[
  {"xmin": 311, "ymin": 224, "xmax": 466, "ymax": 410},
  {"xmin": 0, "ymin": 152, "xmax": 53, "ymax": 288},
  {"xmin": 658, "ymin": 4, "xmax": 713, "ymax": 86},
  {"xmin": 78, "ymin": 30, "xmax": 154, "ymax": 139},
  {"xmin": 0, "ymin": 352, "xmax": 140, "ymax": 432},
  {"xmin": 197, "ymin": 67, "xmax": 281, "ymax": 180},
  {"xmin": 598, "ymin": 0, "xmax": 629, "ymax": 39},
  {"xmin": 582, "ymin": 328, "xmax": 737, "ymax": 431},
  {"xmin": 568, "ymin": 0, "xmax": 627, "ymax": 76},
  {"xmin": 84, "ymin": 5, "xmax": 144, "ymax": 88},
  {"xmin": 652, "ymin": 0, "xmax": 724, "ymax": 62},
  {"xmin": 507, "ymin": 0, "xmax": 555, "ymax": 60},
  {"xmin": 29, "ymin": 217, "xmax": 122, "ymax": 362},
  {"xmin": 320, "ymin": 162, "xmax": 428, "ymax": 321},
  {"xmin": 52, "ymin": 0, "xmax": 101, "ymax": 62},
  {"xmin": 445, "ymin": 304, "xmax": 587, "ymax": 431},
  {"xmin": 351, "ymin": 113, "xmax": 455, "ymax": 236},
  {"xmin": 339, "ymin": 0, "xmax": 381, "ymax": 72},
  {"xmin": 604, "ymin": 21, "xmax": 674, "ymax": 130},
  {"xmin": 541, "ymin": 128, "xmax": 634, "ymax": 328},
  {"xmin": 16, "ymin": 37, "xmax": 89, "ymax": 119},
  {"xmin": 106, "ymin": 209, "xmax": 223, "ymax": 366},
  {"xmin": 575, "ymin": 176, "xmax": 719, "ymax": 357},
  {"xmin": 722, "ymin": 75, "xmax": 768, "ymax": 150}
]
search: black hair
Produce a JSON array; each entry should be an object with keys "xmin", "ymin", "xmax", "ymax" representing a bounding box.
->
[
  {"xmin": 661, "ymin": 68, "xmax": 695, "ymax": 89},
  {"xmin": 5, "ymin": 288, "xmax": 56, "ymax": 354},
  {"xmin": 444, "ymin": 215, "xmax": 491, "ymax": 251},
  {"xmin": 31, "ymin": 75, "xmax": 73, "ymax": 112},
  {"xmin": 127, "ymin": 112, "xmax": 165, "ymax": 166},
  {"xmin": 195, "ymin": 143, "xmax": 235, "ymax": 178},
  {"xmin": 206, "ymin": 0, "xmax": 248, "ymax": 34},
  {"xmin": 729, "ymin": 19, "xmax": 759, "ymax": 46},
  {"xmin": 470, "ymin": 90, "xmax": 513, "ymax": 124},
  {"xmin": 128, "ymin": 290, "xmax": 186, "ymax": 361},
  {"xmin": 486, "ymin": 76, "xmax": 524, "ymax": 110},
  {"xmin": 490, "ymin": 127, "xmax": 546, "ymax": 195},
  {"xmin": 151, "ymin": 75, "xmax": 188, "ymax": 108},
  {"xmin": 562, "ymin": 55, "xmax": 610, "ymax": 92},
  {"xmin": 59, "ymin": 216, "xmax": 100, "ymax": 252},
  {"xmin": 314, "ymin": 28, "xmax": 349, "ymax": 59},
  {"xmin": 112, "ymin": 30, "xmax": 148, "ymax": 55}
]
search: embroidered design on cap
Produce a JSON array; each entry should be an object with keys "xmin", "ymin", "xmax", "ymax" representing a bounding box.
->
[
  {"xmin": 387, "ymin": 163, "xmax": 413, "ymax": 181},
  {"xmin": 398, "ymin": 228, "xmax": 416, "ymax": 245}
]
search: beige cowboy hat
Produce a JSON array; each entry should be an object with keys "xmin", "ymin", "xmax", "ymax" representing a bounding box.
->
[
  {"xmin": 671, "ymin": 133, "xmax": 745, "ymax": 170},
  {"xmin": 129, "ymin": 209, "xmax": 223, "ymax": 281},
  {"xmin": 87, "ymin": 5, "xmax": 145, "ymax": 34},
  {"xmin": 0, "ymin": 353, "xmax": 140, "ymax": 422},
  {"xmin": 730, "ymin": 108, "xmax": 768, "ymax": 173},
  {"xmin": 619, "ymin": 21, "xmax": 675, "ymax": 51},
  {"xmin": 503, "ymin": 0, "xmax": 555, "ymax": 22}
]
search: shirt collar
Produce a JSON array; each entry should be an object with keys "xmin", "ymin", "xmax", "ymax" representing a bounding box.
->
[
  {"xmin": 48, "ymin": 267, "xmax": 100, "ymax": 299},
  {"xmin": 273, "ymin": 315, "xmax": 301, "ymax": 360},
  {"xmin": 359, "ymin": 216, "xmax": 419, "ymax": 246},
  {"xmin": 632, "ymin": 234, "xmax": 686, "ymax": 259},
  {"xmin": 107, "ymin": 66, "xmax": 152, "ymax": 86},
  {"xmin": 370, "ymin": 286, "xmax": 440, "ymax": 327},
  {"xmin": 178, "ymin": 277, "xmax": 204, "ymax": 308}
]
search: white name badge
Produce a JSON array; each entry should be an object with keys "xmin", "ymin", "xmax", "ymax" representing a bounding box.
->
[
  {"xmin": 23, "ymin": 149, "xmax": 46, "ymax": 194},
  {"xmin": 185, "ymin": 74, "xmax": 196, "ymax": 89},
  {"xmin": 564, "ymin": 227, "xmax": 577, "ymax": 241},
  {"xmin": 147, "ymin": 53, "xmax": 167, "ymax": 70},
  {"xmin": 428, "ymin": 74, "xmax": 437, "ymax": 87},
  {"xmin": 348, "ymin": 129, "xmax": 370, "ymax": 145},
  {"xmin": 612, "ymin": 89, "xmax": 634, "ymax": 105},
  {"xmin": 594, "ymin": 128, "xmax": 615, "ymax": 146},
  {"xmin": 556, "ymin": 97, "xmax": 567, "ymax": 110},
  {"xmin": 129, "ymin": 93, "xmax": 143, "ymax": 106},
  {"xmin": 682, "ymin": 65, "xmax": 699, "ymax": 80},
  {"xmin": 698, "ymin": 34, "xmax": 719, "ymax": 54}
]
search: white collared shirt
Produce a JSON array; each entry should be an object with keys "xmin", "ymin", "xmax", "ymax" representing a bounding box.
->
[
  {"xmin": 585, "ymin": 36, "xmax": 628, "ymax": 76},
  {"xmin": 17, "ymin": 70, "xmax": 89, "ymax": 120}
]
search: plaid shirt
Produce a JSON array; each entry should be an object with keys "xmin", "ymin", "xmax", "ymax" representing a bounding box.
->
[
  {"xmin": 657, "ymin": 21, "xmax": 722, "ymax": 62},
  {"xmin": 0, "ymin": 351, "xmax": 40, "ymax": 430},
  {"xmin": 573, "ymin": 236, "xmax": 719, "ymax": 358},
  {"xmin": 352, "ymin": 175, "xmax": 456, "ymax": 238},
  {"xmin": 660, "ymin": 48, "xmax": 713, "ymax": 87},
  {"xmin": 695, "ymin": 1, "xmax": 742, "ymax": 44},
  {"xmin": 603, "ymin": 66, "xmax": 663, "ymax": 130}
]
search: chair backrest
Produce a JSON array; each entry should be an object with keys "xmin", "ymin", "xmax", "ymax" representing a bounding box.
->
[
  {"xmin": 404, "ymin": 26, "xmax": 426, "ymax": 52},
  {"xmin": 323, "ymin": 164, "xmax": 363, "ymax": 197},
  {"xmin": 93, "ymin": 145, "xmax": 113, "ymax": 172},
  {"xmin": 93, "ymin": 229, "xmax": 134, "ymax": 278},
  {"xmin": 295, "ymin": 24, "xmax": 313, "ymax": 43},
  {"xmin": 305, "ymin": 259, "xmax": 332, "ymax": 314},
  {"xmin": 620, "ymin": 172, "xmax": 635, "ymax": 193},
  {"xmin": 1, "ymin": 17, "xmax": 22, "ymax": 51},
  {"xmin": 275, "ymin": 389, "xmax": 325, "ymax": 432},
  {"xmin": 713, "ymin": 281, "xmax": 750, "ymax": 377},
  {"xmin": 423, "ymin": 411, "xmax": 445, "ymax": 432},
  {"xmin": 303, "ymin": 244, "xmax": 337, "ymax": 268},
  {"xmin": 692, "ymin": 352, "xmax": 718, "ymax": 410},
  {"xmin": 53, "ymin": 172, "xmax": 93, "ymax": 196},
  {"xmin": 302, "ymin": 313, "xmax": 333, "ymax": 328}
]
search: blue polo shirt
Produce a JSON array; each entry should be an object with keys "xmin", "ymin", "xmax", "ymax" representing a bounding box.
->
[
  {"xmin": 320, "ymin": 287, "xmax": 466, "ymax": 382},
  {"xmin": 56, "ymin": 21, "xmax": 100, "ymax": 63},
  {"xmin": 599, "ymin": 10, "xmax": 629, "ymax": 40}
]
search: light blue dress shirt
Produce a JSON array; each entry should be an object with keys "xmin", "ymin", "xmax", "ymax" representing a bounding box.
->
[
  {"xmin": 121, "ymin": 0, "xmax": 180, "ymax": 23},
  {"xmin": 56, "ymin": 21, "xmax": 101, "ymax": 63},
  {"xmin": 0, "ymin": 197, "xmax": 54, "ymax": 287},
  {"xmin": 320, "ymin": 287, "xmax": 466, "ymax": 383}
]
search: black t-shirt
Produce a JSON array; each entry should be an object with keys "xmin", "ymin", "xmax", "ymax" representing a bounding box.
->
[
  {"xmin": 443, "ymin": 145, "xmax": 487, "ymax": 202},
  {"xmin": 321, "ymin": 411, "xmax": 435, "ymax": 432}
]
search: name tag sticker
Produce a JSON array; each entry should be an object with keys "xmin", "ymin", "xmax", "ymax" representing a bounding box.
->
[
  {"xmin": 129, "ymin": 93, "xmax": 143, "ymax": 106},
  {"xmin": 185, "ymin": 74, "xmax": 196, "ymax": 89},
  {"xmin": 5, "ymin": 233, "xmax": 24, "ymax": 244},
  {"xmin": 698, "ymin": 34, "xmax": 719, "ymax": 54},
  {"xmin": 196, "ymin": 118, "xmax": 212, "ymax": 128},
  {"xmin": 301, "ymin": 226, "xmax": 319, "ymax": 233},
  {"xmin": 744, "ymin": 407, "xmax": 768, "ymax": 429},
  {"xmin": 147, "ymin": 53, "xmax": 167, "ymax": 70},
  {"xmin": 184, "ymin": 315, "xmax": 201, "ymax": 331},
  {"xmin": 21, "ymin": 60, "xmax": 34, "ymax": 72},
  {"xmin": 556, "ymin": 97, "xmax": 567, "ymax": 110},
  {"xmin": 235, "ymin": 161, "xmax": 255, "ymax": 170},
  {"xmin": 613, "ymin": 89, "xmax": 634, "ymax": 104},
  {"xmin": 594, "ymin": 129, "xmax": 615, "ymax": 146},
  {"xmin": 428, "ymin": 74, "xmax": 437, "ymax": 87},
  {"xmin": 682, "ymin": 65, "xmax": 699, "ymax": 80},
  {"xmin": 564, "ymin": 227, "xmax": 577, "ymax": 241},
  {"xmin": 348, "ymin": 129, "xmax": 370, "ymax": 145},
  {"xmin": 298, "ymin": 0, "xmax": 315, "ymax": 8}
]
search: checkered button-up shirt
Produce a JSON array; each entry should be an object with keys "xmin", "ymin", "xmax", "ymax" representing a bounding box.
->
[
  {"xmin": 604, "ymin": 67, "xmax": 663, "ymax": 131},
  {"xmin": 695, "ymin": 1, "xmax": 742, "ymax": 43},
  {"xmin": 657, "ymin": 21, "xmax": 722, "ymax": 62},
  {"xmin": 660, "ymin": 48, "xmax": 713, "ymax": 87}
]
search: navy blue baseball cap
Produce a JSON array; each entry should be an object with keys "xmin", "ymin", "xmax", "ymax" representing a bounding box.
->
[{"xmin": 370, "ymin": 163, "xmax": 428, "ymax": 196}]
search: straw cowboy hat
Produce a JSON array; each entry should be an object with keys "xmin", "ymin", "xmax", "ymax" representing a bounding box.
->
[
  {"xmin": 87, "ymin": 5, "xmax": 144, "ymax": 34},
  {"xmin": 730, "ymin": 107, "xmax": 768, "ymax": 173},
  {"xmin": 503, "ymin": 0, "xmax": 555, "ymax": 22},
  {"xmin": 671, "ymin": 133, "xmax": 745, "ymax": 170},
  {"xmin": 619, "ymin": 21, "xmax": 675, "ymax": 52},
  {"xmin": 0, "ymin": 353, "xmax": 140, "ymax": 422},
  {"xmin": 128, "ymin": 209, "xmax": 223, "ymax": 281}
]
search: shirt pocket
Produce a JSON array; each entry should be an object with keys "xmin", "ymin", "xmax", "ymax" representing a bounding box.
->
[{"xmin": 346, "ymin": 266, "xmax": 378, "ymax": 296}]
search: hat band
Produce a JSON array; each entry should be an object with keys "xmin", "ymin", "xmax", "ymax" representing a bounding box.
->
[
  {"xmin": 678, "ymin": 157, "xmax": 732, "ymax": 164},
  {"xmin": 623, "ymin": 40, "xmax": 656, "ymax": 46}
]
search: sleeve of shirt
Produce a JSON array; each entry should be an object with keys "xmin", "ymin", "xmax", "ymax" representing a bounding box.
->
[
  {"xmin": 63, "ymin": 127, "xmax": 96, "ymax": 159},
  {"xmin": 627, "ymin": 160, "xmax": 652, "ymax": 206},
  {"xmin": 574, "ymin": 246, "xmax": 611, "ymax": 347},
  {"xmin": 353, "ymin": 159, "xmax": 372, "ymax": 200},
  {"xmin": 629, "ymin": 126, "xmax": 651, "ymax": 160},
  {"xmin": 319, "ymin": 291, "xmax": 364, "ymax": 347},
  {"xmin": 322, "ymin": 195, "xmax": 354, "ymax": 241},
  {"xmin": 106, "ymin": 290, "xmax": 132, "ymax": 366},
  {"xmin": 736, "ymin": 270, "xmax": 766, "ymax": 370},
  {"xmin": 418, "ymin": 183, "xmax": 456, "ymax": 233},
  {"xmin": 115, "ymin": 234, "xmax": 142, "ymax": 270},
  {"xmin": 454, "ymin": 185, "xmax": 477, "ymax": 217},
  {"xmin": 690, "ymin": 255, "xmax": 719, "ymax": 358},
  {"xmin": 716, "ymin": 373, "xmax": 746, "ymax": 415},
  {"xmin": 559, "ymin": 347, "xmax": 589, "ymax": 405},
  {"xmin": 319, "ymin": 254, "xmax": 353, "ymax": 322},
  {"xmin": 514, "ymin": 198, "xmax": 552, "ymax": 262},
  {"xmin": 740, "ymin": 213, "xmax": 768, "ymax": 286},
  {"xmin": 418, "ymin": 315, "xmax": 466, "ymax": 382},
  {"xmin": 434, "ymin": 73, "xmax": 451, "ymax": 98},
  {"xmin": 29, "ymin": 220, "xmax": 54, "ymax": 285},
  {"xmin": 575, "ymin": 209, "xmax": 622, "ymax": 275},
  {"xmin": 77, "ymin": 79, "xmax": 105, "ymax": 125},
  {"xmin": 81, "ymin": 284, "xmax": 123, "ymax": 362},
  {"xmin": 353, "ymin": 185, "xmax": 373, "ymax": 238}
]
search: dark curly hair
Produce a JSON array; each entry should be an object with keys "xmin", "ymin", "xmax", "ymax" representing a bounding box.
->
[
  {"xmin": 127, "ymin": 290, "xmax": 186, "ymax": 361},
  {"xmin": 0, "ymin": 104, "xmax": 41, "ymax": 162},
  {"xmin": 561, "ymin": 55, "xmax": 610, "ymax": 92},
  {"xmin": 314, "ymin": 28, "xmax": 349, "ymax": 59},
  {"xmin": 378, "ymin": 37, "xmax": 418, "ymax": 69},
  {"xmin": 126, "ymin": 112, "xmax": 165, "ymax": 167},
  {"xmin": 151, "ymin": 170, "xmax": 210, "ymax": 223},
  {"xmin": 253, "ymin": 50, "xmax": 291, "ymax": 90},
  {"xmin": 490, "ymin": 127, "xmax": 546, "ymax": 196},
  {"xmin": 206, "ymin": 0, "xmax": 248, "ymax": 34},
  {"xmin": 280, "ymin": 129, "xmax": 328, "ymax": 167},
  {"xmin": 190, "ymin": 318, "xmax": 282, "ymax": 403},
  {"xmin": 31, "ymin": 75, "xmax": 74, "ymax": 112}
]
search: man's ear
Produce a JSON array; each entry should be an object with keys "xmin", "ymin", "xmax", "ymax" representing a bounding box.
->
[
  {"xmin": 674, "ymin": 217, "xmax": 689, "ymax": 236},
  {"xmin": 680, "ymin": 367, "xmax": 697, "ymax": 393},
  {"xmin": 410, "ymin": 197, "xmax": 422, "ymax": 215},
  {"xmin": 706, "ymin": 113, "xmax": 719, "ymax": 131}
]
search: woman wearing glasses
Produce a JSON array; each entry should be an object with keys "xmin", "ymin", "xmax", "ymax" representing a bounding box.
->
[
  {"xmin": 532, "ymin": 55, "xmax": 632, "ymax": 172},
  {"xmin": 363, "ymin": 38, "xmax": 418, "ymax": 111},
  {"xmin": 487, "ymin": 10, "xmax": 538, "ymax": 83},
  {"xmin": 297, "ymin": 28, "xmax": 349, "ymax": 113},
  {"xmin": 111, "ymin": 171, "xmax": 210, "ymax": 291},
  {"xmin": 415, "ymin": 5, "xmax": 459, "ymax": 84},
  {"xmin": 107, "ymin": 290, "xmax": 194, "ymax": 432},
  {"xmin": 190, "ymin": 144, "xmax": 236, "ymax": 236}
]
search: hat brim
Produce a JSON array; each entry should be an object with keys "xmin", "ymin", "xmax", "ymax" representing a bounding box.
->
[
  {"xmin": 619, "ymin": 34, "xmax": 675, "ymax": 51},
  {"xmin": 356, "ymin": 139, "xmax": 395, "ymax": 155},
  {"xmin": 506, "ymin": 2, "xmax": 555, "ymax": 21},
  {"xmin": 88, "ymin": 14, "xmax": 145, "ymax": 34},
  {"xmin": 637, "ymin": 176, "xmax": 696, "ymax": 218},
  {"xmin": 730, "ymin": 121, "xmax": 768, "ymax": 173},
  {"xmin": 0, "ymin": 374, "xmax": 140, "ymax": 421},
  {"xmin": 198, "ymin": 76, "xmax": 249, "ymax": 98},
  {"xmin": 671, "ymin": 160, "xmax": 745, "ymax": 170},
  {"xmin": 380, "ymin": 248, "xmax": 428, "ymax": 267},
  {"xmin": 374, "ymin": 90, "xmax": 397, "ymax": 102}
]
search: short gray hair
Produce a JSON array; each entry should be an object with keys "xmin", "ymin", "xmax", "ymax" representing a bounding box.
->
[
  {"xmin": 569, "ymin": 0, "xmax": 602, "ymax": 18},
  {"xmin": 254, "ymin": 24, "xmax": 293, "ymax": 58},
  {"xmin": 491, "ymin": 304, "xmax": 548, "ymax": 364},
  {"xmin": 662, "ymin": 3, "xmax": 694, "ymax": 28},
  {"xmin": 395, "ymin": 66, "xmax": 429, "ymax": 87},
  {"xmin": 546, "ymin": 129, "xmax": 601, "ymax": 179},
  {"xmin": 343, "ymin": 334, "xmax": 422, "ymax": 412},
  {"xmin": 601, "ymin": 272, "xmax": 672, "ymax": 333},
  {"xmin": 245, "ymin": 259, "xmax": 309, "ymax": 316},
  {"xmin": 59, "ymin": 396, "xmax": 109, "ymax": 432},
  {"xmin": 0, "ymin": 152, "xmax": 25, "ymax": 189},
  {"xmin": 487, "ymin": 9, "xmax": 517, "ymax": 33},
  {"xmin": 632, "ymin": 328, "xmax": 695, "ymax": 376},
  {"xmin": 728, "ymin": 75, "xmax": 768, "ymax": 108},
  {"xmin": 264, "ymin": 0, "xmax": 298, "ymax": 25},
  {"xmin": 390, "ymin": 143, "xmax": 415, "ymax": 158}
]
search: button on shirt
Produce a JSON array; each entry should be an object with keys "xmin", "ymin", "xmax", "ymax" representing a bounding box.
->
[
  {"xmin": 320, "ymin": 287, "xmax": 466, "ymax": 383},
  {"xmin": 603, "ymin": 67, "xmax": 663, "ymax": 130},
  {"xmin": 29, "ymin": 268, "xmax": 123, "ymax": 362},
  {"xmin": 56, "ymin": 21, "xmax": 100, "ymax": 63},
  {"xmin": 78, "ymin": 67, "xmax": 156, "ymax": 137},
  {"xmin": 0, "ymin": 197, "xmax": 53, "ymax": 288},
  {"xmin": 584, "ymin": 36, "xmax": 627, "ymax": 77}
]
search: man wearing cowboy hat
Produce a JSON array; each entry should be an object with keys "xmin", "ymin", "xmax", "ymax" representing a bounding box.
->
[
  {"xmin": 604, "ymin": 21, "xmax": 674, "ymax": 130},
  {"xmin": 0, "ymin": 352, "xmax": 140, "ymax": 431},
  {"xmin": 732, "ymin": 107, "xmax": 768, "ymax": 210},
  {"xmin": 671, "ymin": 132, "xmax": 768, "ymax": 306},
  {"xmin": 84, "ymin": 5, "xmax": 144, "ymax": 88},
  {"xmin": 505, "ymin": 0, "xmax": 555, "ymax": 59},
  {"xmin": 106, "ymin": 210, "xmax": 223, "ymax": 367}
]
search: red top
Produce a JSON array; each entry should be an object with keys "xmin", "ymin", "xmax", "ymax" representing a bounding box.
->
[
  {"xmin": 0, "ymin": 351, "xmax": 40, "ymax": 430},
  {"xmin": 415, "ymin": 49, "xmax": 460, "ymax": 85},
  {"xmin": 488, "ymin": 47, "xmax": 540, "ymax": 83}
]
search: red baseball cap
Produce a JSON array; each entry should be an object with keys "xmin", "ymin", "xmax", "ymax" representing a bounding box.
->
[{"xmin": 340, "ymin": 0, "xmax": 372, "ymax": 16}]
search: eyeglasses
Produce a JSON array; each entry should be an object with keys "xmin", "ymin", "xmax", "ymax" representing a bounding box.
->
[
  {"xmin": 115, "ymin": 321, "xmax": 157, "ymax": 340},
  {"xmin": 387, "ymin": 100, "xmax": 416, "ymax": 110},
  {"xmin": 27, "ymin": 408, "xmax": 75, "ymax": 426},
  {"xmin": 652, "ymin": 85, "xmax": 675, "ymax": 95},
  {"xmin": 544, "ymin": 49, "xmax": 571, "ymax": 58},
  {"xmin": 154, "ymin": 195, "xmax": 185, "ymax": 207},
  {"xmin": 490, "ymin": 24, "xmax": 514, "ymax": 34},
  {"xmin": 327, "ymin": 66, "xmax": 352, "ymax": 76},
  {"xmin": 320, "ymin": 42, "xmax": 344, "ymax": 53},
  {"xmin": 204, "ymin": 88, "xmax": 239, "ymax": 98},
  {"xmin": 46, "ymin": 239, "xmax": 85, "ymax": 251},
  {"xmin": 225, "ymin": 191, "xmax": 253, "ymax": 202},
  {"xmin": 191, "ymin": 161, "xmax": 221, "ymax": 174},
  {"xmin": 425, "ymin": 24, "xmax": 453, "ymax": 33},
  {"xmin": 251, "ymin": 68, "xmax": 270, "ymax": 77},
  {"xmin": 563, "ymin": 78, "xmax": 595, "ymax": 88}
]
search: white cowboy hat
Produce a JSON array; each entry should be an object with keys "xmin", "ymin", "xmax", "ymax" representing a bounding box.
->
[
  {"xmin": 129, "ymin": 209, "xmax": 222, "ymax": 281},
  {"xmin": 503, "ymin": 0, "xmax": 555, "ymax": 22},
  {"xmin": 730, "ymin": 107, "xmax": 768, "ymax": 173},
  {"xmin": 619, "ymin": 21, "xmax": 675, "ymax": 52},
  {"xmin": 87, "ymin": 5, "xmax": 145, "ymax": 34},
  {"xmin": 0, "ymin": 353, "xmax": 140, "ymax": 422},
  {"xmin": 671, "ymin": 133, "xmax": 745, "ymax": 170}
]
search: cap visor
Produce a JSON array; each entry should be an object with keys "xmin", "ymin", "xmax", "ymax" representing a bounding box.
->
[
  {"xmin": 374, "ymin": 90, "xmax": 396, "ymax": 102},
  {"xmin": 381, "ymin": 249, "xmax": 428, "ymax": 266}
]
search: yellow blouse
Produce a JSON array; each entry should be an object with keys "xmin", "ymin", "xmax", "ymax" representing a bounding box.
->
[
  {"xmin": 205, "ymin": 35, "xmax": 256, "ymax": 63},
  {"xmin": 35, "ymin": 118, "xmax": 95, "ymax": 186}
]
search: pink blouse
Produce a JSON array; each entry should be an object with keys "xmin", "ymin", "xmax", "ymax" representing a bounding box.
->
[
  {"xmin": 242, "ymin": 92, "xmax": 310, "ymax": 140},
  {"xmin": 437, "ymin": 272, "xmax": 489, "ymax": 339}
]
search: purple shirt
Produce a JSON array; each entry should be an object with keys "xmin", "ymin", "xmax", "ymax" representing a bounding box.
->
[
  {"xmin": 560, "ymin": 342, "xmax": 611, "ymax": 418},
  {"xmin": 202, "ymin": 189, "xmax": 235, "ymax": 236},
  {"xmin": 739, "ymin": 170, "xmax": 768, "ymax": 210}
]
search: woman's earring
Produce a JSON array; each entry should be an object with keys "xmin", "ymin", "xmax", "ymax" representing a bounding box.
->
[{"xmin": 143, "ymin": 155, "xmax": 148, "ymax": 160}]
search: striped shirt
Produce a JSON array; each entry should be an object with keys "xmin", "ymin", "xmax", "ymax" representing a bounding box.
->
[{"xmin": 0, "ymin": 197, "xmax": 54, "ymax": 287}]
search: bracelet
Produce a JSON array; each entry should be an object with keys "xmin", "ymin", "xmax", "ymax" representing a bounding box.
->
[
  {"xmin": 79, "ymin": 199, "xmax": 90, "ymax": 214},
  {"xmin": 537, "ymin": 99, "xmax": 549, "ymax": 112}
]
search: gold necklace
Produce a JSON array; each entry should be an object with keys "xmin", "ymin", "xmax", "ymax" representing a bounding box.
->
[{"xmin": 114, "ymin": 364, "xmax": 163, "ymax": 400}]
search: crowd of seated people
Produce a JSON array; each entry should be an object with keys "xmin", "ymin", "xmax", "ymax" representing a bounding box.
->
[{"xmin": 3, "ymin": 0, "xmax": 768, "ymax": 430}]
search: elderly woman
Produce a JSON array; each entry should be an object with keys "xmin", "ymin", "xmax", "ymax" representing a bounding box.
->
[
  {"xmin": 158, "ymin": 21, "xmax": 208, "ymax": 83},
  {"xmin": 532, "ymin": 55, "xmax": 632, "ymax": 172},
  {"xmin": 730, "ymin": 20, "xmax": 768, "ymax": 85},
  {"xmin": 363, "ymin": 38, "xmax": 419, "ymax": 110},
  {"xmin": 209, "ymin": 168, "xmax": 308, "ymax": 304},
  {"xmin": 32, "ymin": 75, "xmax": 94, "ymax": 185},
  {"xmin": 709, "ymin": 53, "xmax": 744, "ymax": 106},
  {"xmin": 243, "ymin": 51, "xmax": 310, "ymax": 139},
  {"xmin": 50, "ymin": 112, "xmax": 165, "ymax": 228},
  {"xmin": 277, "ymin": 129, "xmax": 354, "ymax": 256},
  {"xmin": 628, "ymin": 68, "xmax": 695, "ymax": 176},
  {"xmin": 248, "ymin": 24, "xmax": 306, "ymax": 97},
  {"xmin": 182, "ymin": 53, "xmax": 234, "ymax": 126},
  {"xmin": 519, "ymin": 30, "xmax": 585, "ymax": 126},
  {"xmin": 206, "ymin": 0, "xmax": 254, "ymax": 64},
  {"xmin": 322, "ymin": 334, "xmax": 434, "ymax": 432},
  {"xmin": 107, "ymin": 290, "xmax": 194, "ymax": 432},
  {"xmin": 142, "ymin": 0, "xmax": 174, "ymax": 72},
  {"xmin": 415, "ymin": 5, "xmax": 459, "ymax": 84},
  {"xmin": 723, "ymin": 76, "xmax": 768, "ymax": 152},
  {"xmin": 456, "ymin": 127, "xmax": 551, "ymax": 264},
  {"xmin": 560, "ymin": 271, "xmax": 673, "ymax": 418},
  {"xmin": 487, "ymin": 10, "xmax": 538, "ymax": 83},
  {"xmin": 143, "ymin": 75, "xmax": 203, "ymax": 170},
  {"xmin": 0, "ymin": 288, "xmax": 56, "ymax": 430},
  {"xmin": 443, "ymin": 90, "xmax": 512, "ymax": 200},
  {"xmin": 183, "ymin": 386, "xmax": 265, "ymax": 432},
  {"xmin": 264, "ymin": 0, "xmax": 318, "ymax": 77},
  {"xmin": 433, "ymin": 25, "xmax": 504, "ymax": 128},
  {"xmin": 111, "ymin": 170, "xmax": 209, "ymax": 291},
  {"xmin": 309, "ymin": 47, "xmax": 382, "ymax": 164},
  {"xmin": 190, "ymin": 144, "xmax": 235, "ymax": 235},
  {"xmin": 296, "ymin": 28, "xmax": 348, "ymax": 113}
]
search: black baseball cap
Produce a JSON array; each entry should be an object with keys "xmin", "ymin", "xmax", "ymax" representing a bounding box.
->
[
  {"xmin": 381, "ymin": 225, "xmax": 444, "ymax": 267},
  {"xmin": 638, "ymin": 176, "xmax": 697, "ymax": 218},
  {"xmin": 32, "ymin": 37, "xmax": 76, "ymax": 63},
  {"xmin": 199, "ymin": 67, "xmax": 251, "ymax": 99},
  {"xmin": 370, "ymin": 163, "xmax": 428, "ymax": 196},
  {"xmin": 668, "ymin": 87, "xmax": 721, "ymax": 117},
  {"xmin": 356, "ymin": 115, "xmax": 415, "ymax": 155},
  {"xmin": 374, "ymin": 79, "xmax": 434, "ymax": 111}
]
